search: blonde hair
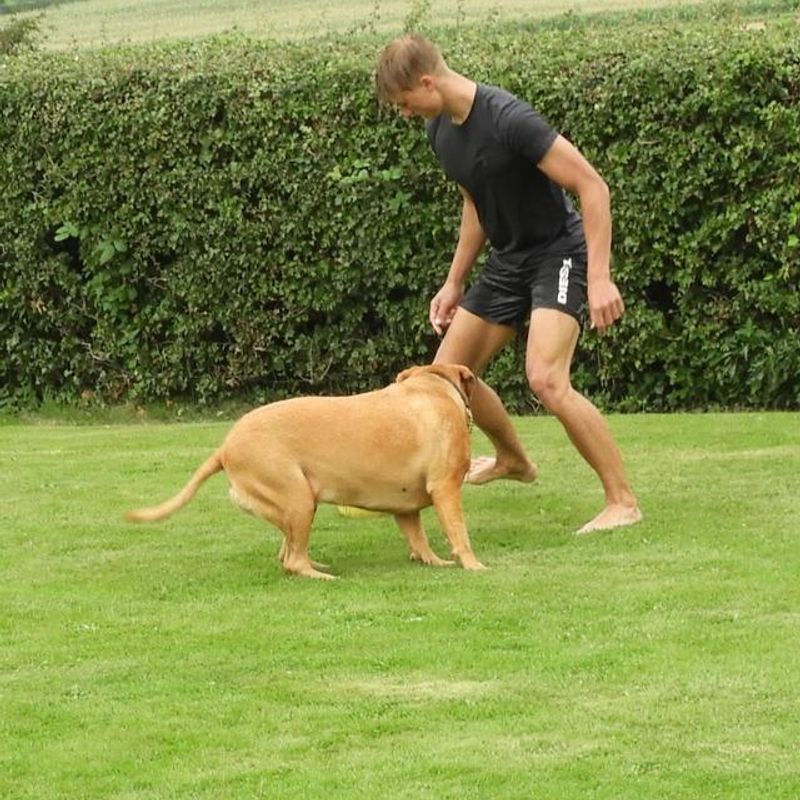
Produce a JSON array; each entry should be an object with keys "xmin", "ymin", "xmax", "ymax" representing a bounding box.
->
[{"xmin": 374, "ymin": 34, "xmax": 447, "ymax": 104}]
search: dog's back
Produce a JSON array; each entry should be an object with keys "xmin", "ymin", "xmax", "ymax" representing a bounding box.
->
[{"xmin": 218, "ymin": 381, "xmax": 465, "ymax": 512}]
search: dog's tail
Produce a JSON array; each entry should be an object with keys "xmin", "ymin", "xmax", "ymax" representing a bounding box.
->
[{"xmin": 125, "ymin": 450, "xmax": 223, "ymax": 523}]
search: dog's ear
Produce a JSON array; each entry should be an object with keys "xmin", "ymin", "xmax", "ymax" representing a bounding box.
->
[
  {"xmin": 456, "ymin": 365, "xmax": 476, "ymax": 400},
  {"xmin": 423, "ymin": 363, "xmax": 476, "ymax": 399},
  {"xmin": 395, "ymin": 366, "xmax": 419, "ymax": 383}
]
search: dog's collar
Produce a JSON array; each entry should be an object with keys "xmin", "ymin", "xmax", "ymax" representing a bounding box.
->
[{"xmin": 427, "ymin": 372, "xmax": 474, "ymax": 433}]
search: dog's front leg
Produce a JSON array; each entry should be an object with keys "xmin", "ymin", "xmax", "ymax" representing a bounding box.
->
[
  {"xmin": 430, "ymin": 481, "xmax": 486, "ymax": 571},
  {"xmin": 393, "ymin": 511, "xmax": 454, "ymax": 567}
]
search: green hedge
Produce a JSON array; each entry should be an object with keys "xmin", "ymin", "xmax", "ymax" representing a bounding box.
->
[{"xmin": 1, "ymin": 10, "xmax": 799, "ymax": 411}]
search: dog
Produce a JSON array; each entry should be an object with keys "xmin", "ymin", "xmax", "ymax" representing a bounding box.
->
[{"xmin": 125, "ymin": 364, "xmax": 485, "ymax": 579}]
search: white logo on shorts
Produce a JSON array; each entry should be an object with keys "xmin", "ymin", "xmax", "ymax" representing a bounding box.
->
[{"xmin": 558, "ymin": 258, "xmax": 572, "ymax": 305}]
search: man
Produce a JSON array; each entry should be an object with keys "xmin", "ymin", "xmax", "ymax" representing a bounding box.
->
[{"xmin": 375, "ymin": 34, "xmax": 641, "ymax": 533}]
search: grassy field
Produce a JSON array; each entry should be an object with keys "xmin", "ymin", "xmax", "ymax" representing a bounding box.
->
[
  {"xmin": 15, "ymin": 0, "xmax": 714, "ymax": 50},
  {"xmin": 2, "ymin": 412, "xmax": 799, "ymax": 798}
]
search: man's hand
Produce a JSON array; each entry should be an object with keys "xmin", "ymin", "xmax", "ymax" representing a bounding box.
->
[
  {"xmin": 429, "ymin": 282, "xmax": 464, "ymax": 336},
  {"xmin": 588, "ymin": 277, "xmax": 625, "ymax": 334}
]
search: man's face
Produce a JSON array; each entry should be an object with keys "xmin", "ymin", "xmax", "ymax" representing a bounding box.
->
[{"xmin": 390, "ymin": 78, "xmax": 442, "ymax": 120}]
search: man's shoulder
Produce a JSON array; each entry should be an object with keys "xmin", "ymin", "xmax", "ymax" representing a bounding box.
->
[
  {"xmin": 477, "ymin": 83, "xmax": 529, "ymax": 115},
  {"xmin": 478, "ymin": 83, "xmax": 556, "ymax": 155}
]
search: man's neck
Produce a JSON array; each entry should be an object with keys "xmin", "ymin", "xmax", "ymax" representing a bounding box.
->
[{"xmin": 439, "ymin": 72, "xmax": 477, "ymax": 125}]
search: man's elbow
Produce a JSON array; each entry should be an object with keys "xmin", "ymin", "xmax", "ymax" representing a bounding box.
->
[{"xmin": 582, "ymin": 174, "xmax": 610, "ymax": 207}]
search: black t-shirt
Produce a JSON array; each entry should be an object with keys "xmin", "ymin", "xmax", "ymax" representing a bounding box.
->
[{"xmin": 426, "ymin": 83, "xmax": 586, "ymax": 266}]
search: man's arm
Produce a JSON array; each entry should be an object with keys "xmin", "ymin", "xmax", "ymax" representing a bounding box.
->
[
  {"xmin": 537, "ymin": 135, "xmax": 624, "ymax": 333},
  {"xmin": 430, "ymin": 186, "xmax": 487, "ymax": 334}
]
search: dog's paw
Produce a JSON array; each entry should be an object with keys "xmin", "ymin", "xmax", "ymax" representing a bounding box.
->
[
  {"xmin": 410, "ymin": 551, "xmax": 455, "ymax": 567},
  {"xmin": 285, "ymin": 563, "xmax": 337, "ymax": 580},
  {"xmin": 459, "ymin": 556, "xmax": 487, "ymax": 571}
]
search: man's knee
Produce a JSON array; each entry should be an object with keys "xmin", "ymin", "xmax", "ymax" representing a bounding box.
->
[{"xmin": 527, "ymin": 364, "xmax": 570, "ymax": 410}]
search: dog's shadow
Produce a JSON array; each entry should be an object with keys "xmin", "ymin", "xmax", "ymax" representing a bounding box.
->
[{"xmin": 229, "ymin": 495, "xmax": 576, "ymax": 583}]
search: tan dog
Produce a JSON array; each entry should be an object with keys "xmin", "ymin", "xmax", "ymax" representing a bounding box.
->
[{"xmin": 126, "ymin": 364, "xmax": 485, "ymax": 579}]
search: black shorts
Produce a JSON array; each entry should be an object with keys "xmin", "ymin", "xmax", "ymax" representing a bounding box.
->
[{"xmin": 461, "ymin": 252, "xmax": 588, "ymax": 328}]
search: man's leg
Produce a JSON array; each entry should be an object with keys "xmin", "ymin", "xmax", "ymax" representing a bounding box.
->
[
  {"xmin": 526, "ymin": 308, "xmax": 641, "ymax": 533},
  {"xmin": 434, "ymin": 307, "xmax": 537, "ymax": 483}
]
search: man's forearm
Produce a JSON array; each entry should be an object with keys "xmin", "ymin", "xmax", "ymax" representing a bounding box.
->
[{"xmin": 581, "ymin": 180, "xmax": 612, "ymax": 284}]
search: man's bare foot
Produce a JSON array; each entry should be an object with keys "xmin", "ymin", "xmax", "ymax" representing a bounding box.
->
[
  {"xmin": 576, "ymin": 504, "xmax": 642, "ymax": 534},
  {"xmin": 465, "ymin": 455, "xmax": 538, "ymax": 486}
]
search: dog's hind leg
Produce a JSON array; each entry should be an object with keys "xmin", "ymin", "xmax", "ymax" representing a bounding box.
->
[
  {"xmin": 278, "ymin": 536, "xmax": 330, "ymax": 574},
  {"xmin": 278, "ymin": 536, "xmax": 330, "ymax": 570},
  {"xmin": 430, "ymin": 480, "xmax": 486, "ymax": 571},
  {"xmin": 393, "ymin": 512, "xmax": 454, "ymax": 567},
  {"xmin": 231, "ymin": 475, "xmax": 333, "ymax": 580},
  {"xmin": 278, "ymin": 503, "xmax": 334, "ymax": 580}
]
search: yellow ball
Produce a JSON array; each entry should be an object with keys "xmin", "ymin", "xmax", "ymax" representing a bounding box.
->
[{"xmin": 336, "ymin": 505, "xmax": 385, "ymax": 519}]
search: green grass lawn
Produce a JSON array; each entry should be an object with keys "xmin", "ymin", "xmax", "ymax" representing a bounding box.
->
[
  {"xmin": 2, "ymin": 412, "xmax": 799, "ymax": 798},
  {"xmin": 16, "ymin": 0, "xmax": 721, "ymax": 50}
]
